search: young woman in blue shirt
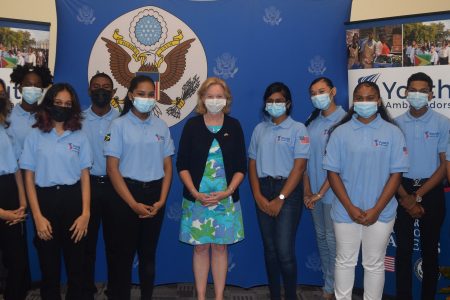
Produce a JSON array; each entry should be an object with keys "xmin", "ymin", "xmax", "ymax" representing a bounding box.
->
[
  {"xmin": 248, "ymin": 82, "xmax": 310, "ymax": 300},
  {"xmin": 323, "ymin": 81, "xmax": 408, "ymax": 300},
  {"xmin": 0, "ymin": 78, "xmax": 30, "ymax": 300},
  {"xmin": 303, "ymin": 77, "xmax": 346, "ymax": 300},
  {"xmin": 104, "ymin": 75, "xmax": 174, "ymax": 300},
  {"xmin": 20, "ymin": 83, "xmax": 92, "ymax": 300}
]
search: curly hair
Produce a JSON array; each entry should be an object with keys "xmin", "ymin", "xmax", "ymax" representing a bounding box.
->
[
  {"xmin": 10, "ymin": 65, "xmax": 53, "ymax": 88},
  {"xmin": 34, "ymin": 83, "xmax": 83, "ymax": 132}
]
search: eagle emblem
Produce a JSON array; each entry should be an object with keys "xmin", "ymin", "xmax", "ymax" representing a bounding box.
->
[{"xmin": 88, "ymin": 7, "xmax": 207, "ymax": 126}]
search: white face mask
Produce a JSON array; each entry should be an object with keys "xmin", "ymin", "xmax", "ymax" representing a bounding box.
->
[
  {"xmin": 133, "ymin": 97, "xmax": 156, "ymax": 113},
  {"xmin": 205, "ymin": 98, "xmax": 226, "ymax": 114}
]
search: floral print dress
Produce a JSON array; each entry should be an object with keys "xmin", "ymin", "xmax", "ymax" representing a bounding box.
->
[{"xmin": 179, "ymin": 126, "xmax": 244, "ymax": 245}]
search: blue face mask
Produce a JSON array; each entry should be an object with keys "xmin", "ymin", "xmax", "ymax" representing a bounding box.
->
[
  {"xmin": 265, "ymin": 103, "xmax": 286, "ymax": 118},
  {"xmin": 22, "ymin": 86, "xmax": 43, "ymax": 105},
  {"xmin": 311, "ymin": 94, "xmax": 331, "ymax": 110},
  {"xmin": 406, "ymin": 92, "xmax": 429, "ymax": 110},
  {"xmin": 354, "ymin": 102, "xmax": 378, "ymax": 119},
  {"xmin": 133, "ymin": 97, "xmax": 156, "ymax": 113}
]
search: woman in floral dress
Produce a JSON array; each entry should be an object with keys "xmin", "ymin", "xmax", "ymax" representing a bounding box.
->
[{"xmin": 177, "ymin": 77, "xmax": 247, "ymax": 300}]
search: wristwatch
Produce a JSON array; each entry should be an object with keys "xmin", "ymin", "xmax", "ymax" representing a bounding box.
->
[
  {"xmin": 414, "ymin": 192, "xmax": 422, "ymax": 203},
  {"xmin": 279, "ymin": 194, "xmax": 286, "ymax": 200}
]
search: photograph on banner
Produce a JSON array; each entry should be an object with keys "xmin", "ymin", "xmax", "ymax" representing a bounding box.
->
[
  {"xmin": 346, "ymin": 25, "xmax": 402, "ymax": 70},
  {"xmin": 0, "ymin": 25, "xmax": 49, "ymax": 69},
  {"xmin": 403, "ymin": 19, "xmax": 450, "ymax": 67},
  {"xmin": 0, "ymin": 19, "xmax": 50, "ymax": 104}
]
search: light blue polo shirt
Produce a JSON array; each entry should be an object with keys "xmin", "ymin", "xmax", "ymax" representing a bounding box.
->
[
  {"xmin": 6, "ymin": 104, "xmax": 36, "ymax": 153},
  {"xmin": 306, "ymin": 106, "xmax": 346, "ymax": 204},
  {"xmin": 0, "ymin": 126, "xmax": 19, "ymax": 175},
  {"xmin": 248, "ymin": 116, "xmax": 310, "ymax": 178},
  {"xmin": 20, "ymin": 128, "xmax": 93, "ymax": 187},
  {"xmin": 104, "ymin": 111, "xmax": 175, "ymax": 182},
  {"xmin": 395, "ymin": 108, "xmax": 450, "ymax": 179},
  {"xmin": 82, "ymin": 106, "xmax": 120, "ymax": 176},
  {"xmin": 323, "ymin": 114, "xmax": 409, "ymax": 223}
]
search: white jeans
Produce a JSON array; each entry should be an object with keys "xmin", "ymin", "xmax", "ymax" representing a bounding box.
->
[{"xmin": 333, "ymin": 219, "xmax": 395, "ymax": 300}]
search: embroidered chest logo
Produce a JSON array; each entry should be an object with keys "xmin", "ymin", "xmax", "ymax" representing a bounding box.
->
[
  {"xmin": 424, "ymin": 131, "xmax": 439, "ymax": 139},
  {"xmin": 323, "ymin": 129, "xmax": 329, "ymax": 136},
  {"xmin": 277, "ymin": 136, "xmax": 291, "ymax": 143},
  {"xmin": 373, "ymin": 139, "xmax": 389, "ymax": 147},
  {"xmin": 155, "ymin": 133, "xmax": 165, "ymax": 142},
  {"xmin": 104, "ymin": 133, "xmax": 111, "ymax": 142},
  {"xmin": 68, "ymin": 143, "xmax": 81, "ymax": 153}
]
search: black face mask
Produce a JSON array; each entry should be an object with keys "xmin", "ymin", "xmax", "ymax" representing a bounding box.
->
[
  {"xmin": 91, "ymin": 88, "xmax": 112, "ymax": 108},
  {"xmin": 49, "ymin": 106, "xmax": 72, "ymax": 122}
]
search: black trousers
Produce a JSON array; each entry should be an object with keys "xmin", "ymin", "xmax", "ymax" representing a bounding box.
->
[
  {"xmin": 103, "ymin": 179, "xmax": 164, "ymax": 300},
  {"xmin": 35, "ymin": 182, "xmax": 88, "ymax": 300},
  {"xmin": 0, "ymin": 174, "xmax": 31, "ymax": 300},
  {"xmin": 84, "ymin": 176, "xmax": 116, "ymax": 299},
  {"xmin": 395, "ymin": 178, "xmax": 446, "ymax": 300}
]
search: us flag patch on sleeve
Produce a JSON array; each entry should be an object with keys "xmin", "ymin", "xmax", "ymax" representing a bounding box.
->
[{"xmin": 299, "ymin": 136, "xmax": 310, "ymax": 144}]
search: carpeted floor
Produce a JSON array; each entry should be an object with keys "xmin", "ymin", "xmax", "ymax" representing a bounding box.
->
[{"xmin": 11, "ymin": 283, "xmax": 396, "ymax": 299}]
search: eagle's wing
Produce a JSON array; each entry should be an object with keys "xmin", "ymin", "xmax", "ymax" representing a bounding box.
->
[
  {"xmin": 158, "ymin": 91, "xmax": 172, "ymax": 105},
  {"xmin": 101, "ymin": 37, "xmax": 134, "ymax": 88},
  {"xmin": 160, "ymin": 38, "xmax": 195, "ymax": 90}
]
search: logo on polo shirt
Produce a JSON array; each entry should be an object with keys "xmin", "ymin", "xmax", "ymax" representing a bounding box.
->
[
  {"xmin": 68, "ymin": 143, "xmax": 81, "ymax": 153},
  {"xmin": 276, "ymin": 136, "xmax": 291, "ymax": 143},
  {"xmin": 155, "ymin": 133, "xmax": 165, "ymax": 142},
  {"xmin": 88, "ymin": 6, "xmax": 207, "ymax": 127},
  {"xmin": 104, "ymin": 133, "xmax": 111, "ymax": 142},
  {"xmin": 373, "ymin": 139, "xmax": 389, "ymax": 147},
  {"xmin": 424, "ymin": 131, "xmax": 439, "ymax": 139},
  {"xmin": 299, "ymin": 136, "xmax": 310, "ymax": 144},
  {"xmin": 323, "ymin": 129, "xmax": 329, "ymax": 136}
]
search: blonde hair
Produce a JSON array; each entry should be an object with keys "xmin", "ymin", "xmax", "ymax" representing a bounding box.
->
[{"xmin": 196, "ymin": 77, "xmax": 232, "ymax": 115}]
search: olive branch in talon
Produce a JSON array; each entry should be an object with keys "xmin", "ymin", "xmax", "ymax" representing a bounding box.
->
[{"xmin": 167, "ymin": 74, "xmax": 200, "ymax": 118}]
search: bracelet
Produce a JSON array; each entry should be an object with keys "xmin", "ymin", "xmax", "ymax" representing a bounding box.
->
[
  {"xmin": 316, "ymin": 193, "xmax": 323, "ymax": 199},
  {"xmin": 227, "ymin": 186, "xmax": 235, "ymax": 194}
]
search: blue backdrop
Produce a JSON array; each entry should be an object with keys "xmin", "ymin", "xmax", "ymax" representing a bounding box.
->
[{"xmin": 20, "ymin": 1, "xmax": 449, "ymax": 299}]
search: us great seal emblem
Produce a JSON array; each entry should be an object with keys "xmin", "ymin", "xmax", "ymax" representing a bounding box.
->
[{"xmin": 88, "ymin": 6, "xmax": 207, "ymax": 127}]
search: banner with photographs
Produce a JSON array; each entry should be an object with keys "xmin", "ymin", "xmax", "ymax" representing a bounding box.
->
[
  {"xmin": 347, "ymin": 19, "xmax": 450, "ymax": 119},
  {"xmin": 0, "ymin": 18, "xmax": 50, "ymax": 104}
]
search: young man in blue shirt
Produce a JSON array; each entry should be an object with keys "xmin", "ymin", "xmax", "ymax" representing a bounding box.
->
[{"xmin": 395, "ymin": 72, "xmax": 449, "ymax": 300}]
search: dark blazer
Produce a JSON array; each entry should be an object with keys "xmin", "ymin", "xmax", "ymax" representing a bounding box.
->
[{"xmin": 176, "ymin": 114, "xmax": 247, "ymax": 202}]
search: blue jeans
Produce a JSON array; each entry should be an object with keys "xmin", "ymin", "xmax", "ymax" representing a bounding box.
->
[
  {"xmin": 256, "ymin": 177, "xmax": 302, "ymax": 300},
  {"xmin": 311, "ymin": 201, "xmax": 336, "ymax": 294}
]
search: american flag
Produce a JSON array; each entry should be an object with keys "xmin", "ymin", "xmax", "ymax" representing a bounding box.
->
[
  {"xmin": 385, "ymin": 256, "xmax": 395, "ymax": 272},
  {"xmin": 299, "ymin": 136, "xmax": 310, "ymax": 144}
]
